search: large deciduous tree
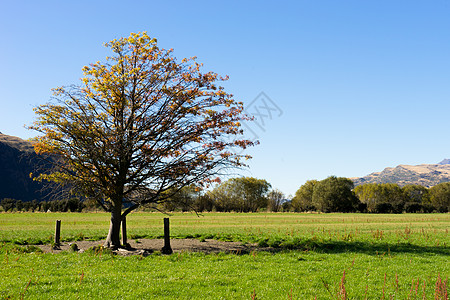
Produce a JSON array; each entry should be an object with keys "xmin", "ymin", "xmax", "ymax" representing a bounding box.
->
[
  {"xmin": 429, "ymin": 182, "xmax": 450, "ymax": 212},
  {"xmin": 291, "ymin": 180, "xmax": 318, "ymax": 212},
  {"xmin": 267, "ymin": 188, "xmax": 285, "ymax": 212},
  {"xmin": 209, "ymin": 177, "xmax": 271, "ymax": 212},
  {"xmin": 312, "ymin": 176, "xmax": 359, "ymax": 213},
  {"xmin": 354, "ymin": 183, "xmax": 407, "ymax": 213},
  {"xmin": 30, "ymin": 32, "xmax": 255, "ymax": 248}
]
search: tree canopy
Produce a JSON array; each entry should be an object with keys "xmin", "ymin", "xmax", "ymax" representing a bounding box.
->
[
  {"xmin": 312, "ymin": 176, "xmax": 359, "ymax": 213},
  {"xmin": 429, "ymin": 182, "xmax": 450, "ymax": 212},
  {"xmin": 291, "ymin": 180, "xmax": 318, "ymax": 212},
  {"xmin": 30, "ymin": 32, "xmax": 255, "ymax": 248},
  {"xmin": 354, "ymin": 183, "xmax": 408, "ymax": 213},
  {"xmin": 209, "ymin": 177, "xmax": 271, "ymax": 212}
]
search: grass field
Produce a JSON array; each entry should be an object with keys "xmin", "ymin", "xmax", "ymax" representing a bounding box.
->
[{"xmin": 1, "ymin": 212, "xmax": 449, "ymax": 299}]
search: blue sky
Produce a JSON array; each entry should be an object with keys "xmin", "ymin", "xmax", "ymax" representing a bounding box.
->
[{"xmin": 1, "ymin": 1, "xmax": 450, "ymax": 196}]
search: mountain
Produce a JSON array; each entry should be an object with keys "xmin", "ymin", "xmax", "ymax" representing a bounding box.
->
[
  {"xmin": 438, "ymin": 158, "xmax": 450, "ymax": 165},
  {"xmin": 352, "ymin": 160, "xmax": 450, "ymax": 188},
  {"xmin": 0, "ymin": 133, "xmax": 51, "ymax": 201}
]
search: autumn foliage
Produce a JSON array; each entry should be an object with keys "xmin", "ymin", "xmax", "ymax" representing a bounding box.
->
[{"xmin": 30, "ymin": 32, "xmax": 255, "ymax": 248}]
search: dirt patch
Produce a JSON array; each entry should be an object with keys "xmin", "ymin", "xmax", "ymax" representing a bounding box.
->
[{"xmin": 37, "ymin": 239, "xmax": 259, "ymax": 256}]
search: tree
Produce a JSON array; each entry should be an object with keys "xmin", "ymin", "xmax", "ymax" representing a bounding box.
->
[
  {"xmin": 15, "ymin": 200, "xmax": 23, "ymax": 212},
  {"xmin": 0, "ymin": 198, "xmax": 16, "ymax": 212},
  {"xmin": 354, "ymin": 183, "xmax": 407, "ymax": 213},
  {"xmin": 381, "ymin": 183, "xmax": 407, "ymax": 213},
  {"xmin": 291, "ymin": 180, "xmax": 318, "ymax": 212},
  {"xmin": 158, "ymin": 185, "xmax": 199, "ymax": 212},
  {"xmin": 312, "ymin": 176, "xmax": 359, "ymax": 213},
  {"xmin": 429, "ymin": 182, "xmax": 450, "ymax": 212},
  {"xmin": 267, "ymin": 189, "xmax": 285, "ymax": 212},
  {"xmin": 210, "ymin": 177, "xmax": 271, "ymax": 212},
  {"xmin": 354, "ymin": 183, "xmax": 378, "ymax": 212},
  {"xmin": 402, "ymin": 185, "xmax": 429, "ymax": 204},
  {"xmin": 402, "ymin": 184, "xmax": 430, "ymax": 213},
  {"xmin": 30, "ymin": 32, "xmax": 255, "ymax": 248},
  {"xmin": 193, "ymin": 193, "xmax": 215, "ymax": 212}
]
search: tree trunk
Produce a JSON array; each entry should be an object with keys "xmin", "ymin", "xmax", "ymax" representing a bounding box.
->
[{"xmin": 104, "ymin": 205, "xmax": 122, "ymax": 249}]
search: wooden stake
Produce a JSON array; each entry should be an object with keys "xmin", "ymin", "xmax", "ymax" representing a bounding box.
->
[
  {"xmin": 54, "ymin": 220, "xmax": 61, "ymax": 249},
  {"xmin": 161, "ymin": 218, "xmax": 173, "ymax": 254}
]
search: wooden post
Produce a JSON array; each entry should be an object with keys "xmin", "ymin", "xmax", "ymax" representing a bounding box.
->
[
  {"xmin": 54, "ymin": 220, "xmax": 61, "ymax": 249},
  {"xmin": 161, "ymin": 218, "xmax": 173, "ymax": 254},
  {"xmin": 122, "ymin": 217, "xmax": 128, "ymax": 248}
]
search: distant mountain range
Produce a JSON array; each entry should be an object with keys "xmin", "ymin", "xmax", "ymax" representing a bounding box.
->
[
  {"xmin": 352, "ymin": 159, "xmax": 450, "ymax": 188},
  {"xmin": 0, "ymin": 132, "xmax": 52, "ymax": 201}
]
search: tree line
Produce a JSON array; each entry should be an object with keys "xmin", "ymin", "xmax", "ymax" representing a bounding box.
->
[
  {"xmin": 158, "ymin": 177, "xmax": 284, "ymax": 213},
  {"xmin": 1, "ymin": 176, "xmax": 449, "ymax": 213},
  {"xmin": 291, "ymin": 177, "xmax": 449, "ymax": 213},
  {"xmin": 157, "ymin": 176, "xmax": 450, "ymax": 213},
  {"xmin": 0, "ymin": 198, "xmax": 84, "ymax": 213}
]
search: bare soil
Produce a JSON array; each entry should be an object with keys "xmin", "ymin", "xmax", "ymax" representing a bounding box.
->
[{"xmin": 37, "ymin": 239, "xmax": 259, "ymax": 256}]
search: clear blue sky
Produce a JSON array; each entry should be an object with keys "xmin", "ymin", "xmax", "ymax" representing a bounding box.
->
[{"xmin": 1, "ymin": 1, "xmax": 450, "ymax": 196}]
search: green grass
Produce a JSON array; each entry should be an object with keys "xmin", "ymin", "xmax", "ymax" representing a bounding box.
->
[
  {"xmin": 0, "ymin": 212, "xmax": 449, "ymax": 299},
  {"xmin": 1, "ymin": 212, "xmax": 448, "ymax": 245}
]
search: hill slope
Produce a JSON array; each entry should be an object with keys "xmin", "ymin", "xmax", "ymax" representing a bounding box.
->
[
  {"xmin": 352, "ymin": 160, "xmax": 450, "ymax": 187},
  {"xmin": 0, "ymin": 133, "xmax": 51, "ymax": 201}
]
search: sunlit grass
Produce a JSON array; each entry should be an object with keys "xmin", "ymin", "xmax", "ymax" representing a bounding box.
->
[
  {"xmin": 0, "ymin": 212, "xmax": 448, "ymax": 299},
  {"xmin": 0, "ymin": 245, "xmax": 448, "ymax": 299},
  {"xmin": 1, "ymin": 212, "xmax": 449, "ymax": 246}
]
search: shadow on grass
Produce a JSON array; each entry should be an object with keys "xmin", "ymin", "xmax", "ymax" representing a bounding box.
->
[
  {"xmin": 2, "ymin": 234, "xmax": 448, "ymax": 257},
  {"xmin": 254, "ymin": 238, "xmax": 450, "ymax": 256}
]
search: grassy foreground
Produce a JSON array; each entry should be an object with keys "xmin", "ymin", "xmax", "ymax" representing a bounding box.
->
[{"xmin": 0, "ymin": 212, "xmax": 449, "ymax": 299}]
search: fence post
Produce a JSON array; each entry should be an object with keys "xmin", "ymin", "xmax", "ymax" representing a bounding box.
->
[
  {"xmin": 122, "ymin": 217, "xmax": 129, "ymax": 248},
  {"xmin": 161, "ymin": 218, "xmax": 173, "ymax": 254},
  {"xmin": 54, "ymin": 220, "xmax": 61, "ymax": 249}
]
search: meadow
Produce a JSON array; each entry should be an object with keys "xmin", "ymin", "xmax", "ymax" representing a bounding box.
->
[{"xmin": 0, "ymin": 212, "xmax": 449, "ymax": 299}]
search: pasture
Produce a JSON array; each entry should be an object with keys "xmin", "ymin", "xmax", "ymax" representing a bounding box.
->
[{"xmin": 1, "ymin": 212, "xmax": 449, "ymax": 299}]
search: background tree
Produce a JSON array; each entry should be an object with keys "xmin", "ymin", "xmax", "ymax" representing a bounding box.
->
[
  {"xmin": 15, "ymin": 200, "xmax": 23, "ymax": 212},
  {"xmin": 0, "ymin": 198, "xmax": 16, "ymax": 212},
  {"xmin": 192, "ymin": 193, "xmax": 215, "ymax": 212},
  {"xmin": 30, "ymin": 32, "xmax": 255, "ymax": 248},
  {"xmin": 158, "ymin": 185, "xmax": 199, "ymax": 212},
  {"xmin": 354, "ymin": 183, "xmax": 407, "ymax": 213},
  {"xmin": 402, "ymin": 184, "xmax": 430, "ymax": 213},
  {"xmin": 291, "ymin": 180, "xmax": 318, "ymax": 212},
  {"xmin": 267, "ymin": 189, "xmax": 285, "ymax": 212},
  {"xmin": 354, "ymin": 183, "xmax": 378, "ymax": 212},
  {"xmin": 429, "ymin": 182, "xmax": 450, "ymax": 212},
  {"xmin": 207, "ymin": 180, "xmax": 240, "ymax": 212},
  {"xmin": 382, "ymin": 183, "xmax": 407, "ymax": 213},
  {"xmin": 312, "ymin": 176, "xmax": 359, "ymax": 213},
  {"xmin": 209, "ymin": 177, "xmax": 270, "ymax": 212},
  {"xmin": 402, "ymin": 184, "xmax": 429, "ymax": 204}
]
